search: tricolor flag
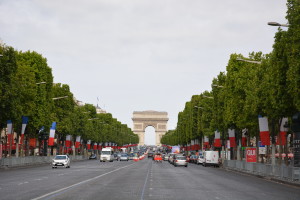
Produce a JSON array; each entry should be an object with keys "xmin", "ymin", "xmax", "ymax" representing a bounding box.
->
[
  {"xmin": 277, "ymin": 118, "xmax": 288, "ymax": 145},
  {"xmin": 204, "ymin": 136, "xmax": 209, "ymax": 147},
  {"xmin": 48, "ymin": 122, "xmax": 56, "ymax": 146},
  {"xmin": 7, "ymin": 120, "xmax": 13, "ymax": 146},
  {"xmin": 228, "ymin": 129, "xmax": 236, "ymax": 148},
  {"xmin": 214, "ymin": 131, "xmax": 221, "ymax": 147},
  {"xmin": 75, "ymin": 136, "xmax": 81, "ymax": 148},
  {"xmin": 20, "ymin": 116, "xmax": 28, "ymax": 145},
  {"xmin": 93, "ymin": 143, "xmax": 98, "ymax": 150},
  {"xmin": 242, "ymin": 128, "xmax": 247, "ymax": 147},
  {"xmin": 87, "ymin": 140, "xmax": 91, "ymax": 150},
  {"xmin": 258, "ymin": 116, "xmax": 270, "ymax": 145},
  {"xmin": 65, "ymin": 135, "xmax": 71, "ymax": 147}
]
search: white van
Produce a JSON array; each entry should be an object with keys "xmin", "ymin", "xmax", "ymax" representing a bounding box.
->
[
  {"xmin": 100, "ymin": 147, "xmax": 114, "ymax": 162},
  {"xmin": 203, "ymin": 151, "xmax": 219, "ymax": 167}
]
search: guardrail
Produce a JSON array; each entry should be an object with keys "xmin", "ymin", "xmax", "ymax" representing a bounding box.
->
[
  {"xmin": 0, "ymin": 155, "xmax": 86, "ymax": 168},
  {"xmin": 223, "ymin": 160, "xmax": 300, "ymax": 182}
]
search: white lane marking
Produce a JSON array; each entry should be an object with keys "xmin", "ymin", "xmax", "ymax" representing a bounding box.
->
[
  {"xmin": 32, "ymin": 163, "xmax": 135, "ymax": 200},
  {"xmin": 34, "ymin": 179, "xmax": 42, "ymax": 181},
  {"xmin": 18, "ymin": 182, "xmax": 29, "ymax": 186},
  {"xmin": 141, "ymin": 161, "xmax": 152, "ymax": 200}
]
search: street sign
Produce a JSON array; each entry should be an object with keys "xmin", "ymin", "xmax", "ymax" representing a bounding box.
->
[
  {"xmin": 246, "ymin": 147, "xmax": 257, "ymax": 163},
  {"xmin": 259, "ymin": 146, "xmax": 266, "ymax": 154}
]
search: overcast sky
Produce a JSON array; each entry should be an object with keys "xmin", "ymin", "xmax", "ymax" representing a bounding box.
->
[{"xmin": 0, "ymin": 0, "xmax": 287, "ymax": 144}]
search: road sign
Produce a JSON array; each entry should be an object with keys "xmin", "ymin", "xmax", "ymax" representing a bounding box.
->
[{"xmin": 246, "ymin": 147, "xmax": 257, "ymax": 163}]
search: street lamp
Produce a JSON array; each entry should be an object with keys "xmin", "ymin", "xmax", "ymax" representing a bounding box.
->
[
  {"xmin": 236, "ymin": 58, "xmax": 262, "ymax": 64},
  {"xmin": 194, "ymin": 106, "xmax": 204, "ymax": 109},
  {"xmin": 52, "ymin": 96, "xmax": 68, "ymax": 100},
  {"xmin": 203, "ymin": 95, "xmax": 214, "ymax": 99},
  {"xmin": 268, "ymin": 22, "xmax": 289, "ymax": 27},
  {"xmin": 212, "ymin": 84, "xmax": 224, "ymax": 88},
  {"xmin": 36, "ymin": 82, "xmax": 47, "ymax": 85}
]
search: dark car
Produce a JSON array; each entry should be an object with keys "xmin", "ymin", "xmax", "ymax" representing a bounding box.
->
[
  {"xmin": 148, "ymin": 152, "xmax": 154, "ymax": 158},
  {"xmin": 89, "ymin": 154, "xmax": 97, "ymax": 160}
]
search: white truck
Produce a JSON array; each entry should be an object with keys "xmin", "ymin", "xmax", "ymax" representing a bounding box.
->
[
  {"xmin": 203, "ymin": 151, "xmax": 219, "ymax": 167},
  {"xmin": 100, "ymin": 147, "xmax": 114, "ymax": 162}
]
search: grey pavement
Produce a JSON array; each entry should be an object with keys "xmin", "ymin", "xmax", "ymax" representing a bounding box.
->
[{"xmin": 0, "ymin": 158, "xmax": 299, "ymax": 200}]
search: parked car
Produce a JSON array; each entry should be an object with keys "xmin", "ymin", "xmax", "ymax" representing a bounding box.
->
[
  {"xmin": 120, "ymin": 153, "xmax": 129, "ymax": 161},
  {"xmin": 173, "ymin": 156, "xmax": 188, "ymax": 167},
  {"xmin": 163, "ymin": 154, "xmax": 169, "ymax": 161},
  {"xmin": 168, "ymin": 153, "xmax": 175, "ymax": 163},
  {"xmin": 52, "ymin": 155, "xmax": 70, "ymax": 168},
  {"xmin": 189, "ymin": 155, "xmax": 198, "ymax": 163},
  {"xmin": 197, "ymin": 155, "xmax": 205, "ymax": 165},
  {"xmin": 203, "ymin": 151, "xmax": 219, "ymax": 167},
  {"xmin": 89, "ymin": 154, "xmax": 97, "ymax": 160}
]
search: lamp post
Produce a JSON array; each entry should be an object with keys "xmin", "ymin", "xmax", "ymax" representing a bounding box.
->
[
  {"xmin": 268, "ymin": 22, "xmax": 289, "ymax": 27},
  {"xmin": 52, "ymin": 96, "xmax": 68, "ymax": 100},
  {"xmin": 236, "ymin": 58, "xmax": 262, "ymax": 64}
]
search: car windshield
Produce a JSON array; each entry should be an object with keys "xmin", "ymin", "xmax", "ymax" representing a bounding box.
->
[
  {"xmin": 176, "ymin": 156, "xmax": 186, "ymax": 160},
  {"xmin": 101, "ymin": 151, "xmax": 111, "ymax": 155},
  {"xmin": 55, "ymin": 155, "xmax": 67, "ymax": 160},
  {"xmin": 121, "ymin": 154, "xmax": 128, "ymax": 156}
]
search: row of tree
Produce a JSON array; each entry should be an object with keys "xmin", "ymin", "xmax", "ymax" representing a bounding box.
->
[
  {"xmin": 0, "ymin": 43, "xmax": 138, "ymax": 155},
  {"xmin": 161, "ymin": 0, "xmax": 300, "ymax": 160}
]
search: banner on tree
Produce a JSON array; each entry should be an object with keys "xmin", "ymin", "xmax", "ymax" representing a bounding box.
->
[
  {"xmin": 75, "ymin": 136, "xmax": 81, "ymax": 148},
  {"xmin": 214, "ymin": 131, "xmax": 221, "ymax": 147},
  {"xmin": 20, "ymin": 116, "xmax": 28, "ymax": 145},
  {"xmin": 258, "ymin": 116, "xmax": 270, "ymax": 145},
  {"xmin": 65, "ymin": 135, "xmax": 71, "ymax": 147},
  {"xmin": 48, "ymin": 122, "xmax": 56, "ymax": 146},
  {"xmin": 277, "ymin": 118, "xmax": 288, "ymax": 145},
  {"xmin": 242, "ymin": 128, "xmax": 247, "ymax": 147}
]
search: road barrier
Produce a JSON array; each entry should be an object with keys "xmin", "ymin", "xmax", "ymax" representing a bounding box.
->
[
  {"xmin": 223, "ymin": 160, "xmax": 300, "ymax": 183},
  {"xmin": 0, "ymin": 155, "xmax": 86, "ymax": 168}
]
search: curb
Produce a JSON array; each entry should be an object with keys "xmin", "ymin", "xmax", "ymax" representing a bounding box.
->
[
  {"xmin": 0, "ymin": 158, "xmax": 88, "ymax": 170},
  {"xmin": 222, "ymin": 167, "xmax": 300, "ymax": 188}
]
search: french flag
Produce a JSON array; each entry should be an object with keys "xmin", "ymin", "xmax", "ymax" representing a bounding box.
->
[
  {"xmin": 48, "ymin": 122, "xmax": 56, "ymax": 146},
  {"xmin": 258, "ymin": 116, "xmax": 270, "ymax": 145},
  {"xmin": 277, "ymin": 118, "xmax": 288, "ymax": 145},
  {"xmin": 87, "ymin": 140, "xmax": 91, "ymax": 150},
  {"xmin": 75, "ymin": 136, "xmax": 81, "ymax": 148},
  {"xmin": 204, "ymin": 136, "xmax": 209, "ymax": 147},
  {"xmin": 7, "ymin": 120, "xmax": 13, "ymax": 146},
  {"xmin": 65, "ymin": 135, "xmax": 71, "ymax": 147},
  {"xmin": 20, "ymin": 116, "xmax": 28, "ymax": 145},
  {"xmin": 214, "ymin": 131, "xmax": 221, "ymax": 147},
  {"xmin": 242, "ymin": 128, "xmax": 247, "ymax": 147},
  {"xmin": 228, "ymin": 129, "xmax": 236, "ymax": 148},
  {"xmin": 93, "ymin": 143, "xmax": 98, "ymax": 150}
]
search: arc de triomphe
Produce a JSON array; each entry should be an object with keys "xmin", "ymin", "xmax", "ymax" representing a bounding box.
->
[{"xmin": 132, "ymin": 111, "xmax": 168, "ymax": 146}]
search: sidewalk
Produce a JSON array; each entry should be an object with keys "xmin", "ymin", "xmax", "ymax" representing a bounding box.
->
[{"xmin": 223, "ymin": 160, "xmax": 300, "ymax": 187}]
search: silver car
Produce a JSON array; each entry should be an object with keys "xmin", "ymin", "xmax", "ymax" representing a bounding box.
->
[
  {"xmin": 52, "ymin": 155, "xmax": 70, "ymax": 168},
  {"xmin": 173, "ymin": 156, "xmax": 188, "ymax": 167},
  {"xmin": 119, "ymin": 153, "xmax": 129, "ymax": 161}
]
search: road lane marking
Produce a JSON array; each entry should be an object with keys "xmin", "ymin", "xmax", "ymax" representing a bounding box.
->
[
  {"xmin": 32, "ymin": 163, "xmax": 135, "ymax": 200},
  {"xmin": 141, "ymin": 161, "xmax": 152, "ymax": 200}
]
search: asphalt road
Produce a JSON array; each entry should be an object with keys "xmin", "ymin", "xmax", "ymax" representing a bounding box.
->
[{"xmin": 0, "ymin": 158, "xmax": 300, "ymax": 200}]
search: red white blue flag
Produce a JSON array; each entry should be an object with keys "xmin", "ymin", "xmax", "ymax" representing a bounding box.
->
[{"xmin": 48, "ymin": 122, "xmax": 56, "ymax": 146}]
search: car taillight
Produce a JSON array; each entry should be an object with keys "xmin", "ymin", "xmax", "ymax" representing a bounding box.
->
[{"xmin": 176, "ymin": 160, "xmax": 178, "ymax": 162}]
